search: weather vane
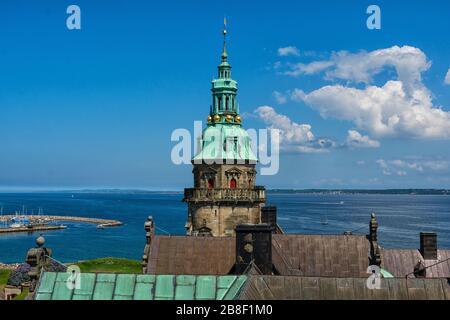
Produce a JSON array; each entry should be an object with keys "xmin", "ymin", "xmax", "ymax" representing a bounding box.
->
[{"xmin": 223, "ymin": 17, "xmax": 227, "ymax": 35}]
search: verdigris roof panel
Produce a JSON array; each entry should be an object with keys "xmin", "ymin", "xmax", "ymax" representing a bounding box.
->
[{"xmin": 35, "ymin": 272, "xmax": 247, "ymax": 300}]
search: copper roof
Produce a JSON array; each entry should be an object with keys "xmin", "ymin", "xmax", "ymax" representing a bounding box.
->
[
  {"xmin": 35, "ymin": 272, "xmax": 247, "ymax": 300},
  {"xmin": 381, "ymin": 249, "xmax": 450, "ymax": 278}
]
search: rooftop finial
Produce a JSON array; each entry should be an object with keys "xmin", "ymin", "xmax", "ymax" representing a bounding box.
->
[{"xmin": 221, "ymin": 17, "xmax": 228, "ymax": 62}]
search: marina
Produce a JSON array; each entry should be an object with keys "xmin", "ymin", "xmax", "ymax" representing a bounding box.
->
[{"xmin": 0, "ymin": 214, "xmax": 123, "ymax": 234}]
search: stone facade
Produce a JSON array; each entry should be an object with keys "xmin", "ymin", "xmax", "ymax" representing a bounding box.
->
[{"xmin": 184, "ymin": 163, "xmax": 265, "ymax": 237}]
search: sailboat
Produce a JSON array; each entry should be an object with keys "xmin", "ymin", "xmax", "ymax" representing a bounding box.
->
[{"xmin": 10, "ymin": 212, "xmax": 24, "ymax": 228}]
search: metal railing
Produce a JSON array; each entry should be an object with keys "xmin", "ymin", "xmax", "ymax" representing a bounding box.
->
[{"xmin": 184, "ymin": 187, "xmax": 266, "ymax": 202}]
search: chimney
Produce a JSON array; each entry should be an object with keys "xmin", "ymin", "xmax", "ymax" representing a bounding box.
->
[
  {"xmin": 368, "ymin": 213, "xmax": 381, "ymax": 266},
  {"xmin": 261, "ymin": 206, "xmax": 277, "ymax": 230},
  {"xmin": 142, "ymin": 216, "xmax": 155, "ymax": 272},
  {"xmin": 235, "ymin": 224, "xmax": 274, "ymax": 275},
  {"xmin": 420, "ymin": 232, "xmax": 437, "ymax": 260}
]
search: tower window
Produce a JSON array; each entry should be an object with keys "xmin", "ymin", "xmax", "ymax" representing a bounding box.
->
[{"xmin": 230, "ymin": 178, "xmax": 237, "ymax": 189}]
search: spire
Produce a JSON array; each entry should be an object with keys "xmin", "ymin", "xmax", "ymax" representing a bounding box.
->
[
  {"xmin": 221, "ymin": 17, "xmax": 228, "ymax": 62},
  {"xmin": 208, "ymin": 18, "xmax": 240, "ymax": 126}
]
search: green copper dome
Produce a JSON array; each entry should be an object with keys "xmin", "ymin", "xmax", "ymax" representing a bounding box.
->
[
  {"xmin": 194, "ymin": 20, "xmax": 257, "ymax": 163},
  {"xmin": 193, "ymin": 124, "xmax": 257, "ymax": 163}
]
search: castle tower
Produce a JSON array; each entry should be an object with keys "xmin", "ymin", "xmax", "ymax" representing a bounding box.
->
[{"xmin": 183, "ymin": 19, "xmax": 266, "ymax": 237}]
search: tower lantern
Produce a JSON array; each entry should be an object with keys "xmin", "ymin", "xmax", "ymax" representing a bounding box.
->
[{"xmin": 210, "ymin": 18, "xmax": 240, "ymax": 124}]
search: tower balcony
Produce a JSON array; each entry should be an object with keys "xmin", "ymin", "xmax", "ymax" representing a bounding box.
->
[{"xmin": 183, "ymin": 187, "xmax": 266, "ymax": 204}]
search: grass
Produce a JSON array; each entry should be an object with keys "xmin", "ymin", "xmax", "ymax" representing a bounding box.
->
[
  {"xmin": 0, "ymin": 269, "xmax": 12, "ymax": 285},
  {"xmin": 0, "ymin": 269, "xmax": 12, "ymax": 300},
  {"xmin": 71, "ymin": 257, "xmax": 142, "ymax": 274},
  {"xmin": 13, "ymin": 287, "xmax": 29, "ymax": 300}
]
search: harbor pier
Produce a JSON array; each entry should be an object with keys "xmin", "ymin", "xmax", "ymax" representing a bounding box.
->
[{"xmin": 0, "ymin": 215, "xmax": 123, "ymax": 234}]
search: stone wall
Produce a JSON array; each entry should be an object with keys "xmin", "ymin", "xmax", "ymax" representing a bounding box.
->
[{"xmin": 189, "ymin": 204, "xmax": 263, "ymax": 236}]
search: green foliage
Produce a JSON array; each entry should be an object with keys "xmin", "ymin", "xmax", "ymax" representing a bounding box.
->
[
  {"xmin": 71, "ymin": 257, "xmax": 141, "ymax": 274},
  {"xmin": 7, "ymin": 263, "xmax": 31, "ymax": 286},
  {"xmin": 0, "ymin": 270, "xmax": 12, "ymax": 286}
]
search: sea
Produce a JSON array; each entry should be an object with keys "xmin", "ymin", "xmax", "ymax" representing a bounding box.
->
[{"xmin": 0, "ymin": 192, "xmax": 449, "ymax": 264}]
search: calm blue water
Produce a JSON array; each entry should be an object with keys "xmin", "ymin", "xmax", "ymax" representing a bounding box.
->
[{"xmin": 0, "ymin": 192, "xmax": 449, "ymax": 263}]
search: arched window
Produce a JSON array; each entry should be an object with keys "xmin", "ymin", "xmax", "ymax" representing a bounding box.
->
[
  {"xmin": 230, "ymin": 178, "xmax": 237, "ymax": 189},
  {"xmin": 208, "ymin": 178, "xmax": 214, "ymax": 189},
  {"xmin": 248, "ymin": 179, "xmax": 252, "ymax": 188}
]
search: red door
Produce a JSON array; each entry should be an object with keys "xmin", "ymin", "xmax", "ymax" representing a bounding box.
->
[{"xmin": 230, "ymin": 178, "xmax": 237, "ymax": 189}]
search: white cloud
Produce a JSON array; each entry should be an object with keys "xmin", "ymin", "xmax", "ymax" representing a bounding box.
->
[
  {"xmin": 376, "ymin": 158, "xmax": 450, "ymax": 176},
  {"xmin": 445, "ymin": 68, "xmax": 450, "ymax": 85},
  {"xmin": 356, "ymin": 160, "xmax": 366, "ymax": 165},
  {"xmin": 292, "ymin": 80, "xmax": 450, "ymax": 139},
  {"xmin": 278, "ymin": 46, "xmax": 300, "ymax": 57},
  {"xmin": 284, "ymin": 45, "xmax": 430, "ymax": 88},
  {"xmin": 345, "ymin": 130, "xmax": 380, "ymax": 148},
  {"xmin": 284, "ymin": 61, "xmax": 334, "ymax": 76},
  {"xmin": 280, "ymin": 45, "xmax": 450, "ymax": 139},
  {"xmin": 254, "ymin": 106, "xmax": 334, "ymax": 153},
  {"xmin": 272, "ymin": 91, "xmax": 287, "ymax": 104}
]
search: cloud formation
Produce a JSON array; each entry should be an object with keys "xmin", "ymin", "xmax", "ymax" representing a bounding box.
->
[
  {"xmin": 376, "ymin": 158, "xmax": 450, "ymax": 176},
  {"xmin": 254, "ymin": 106, "xmax": 334, "ymax": 153},
  {"xmin": 272, "ymin": 91, "xmax": 287, "ymax": 104},
  {"xmin": 445, "ymin": 68, "xmax": 450, "ymax": 85},
  {"xmin": 284, "ymin": 45, "xmax": 430, "ymax": 86},
  {"xmin": 285, "ymin": 46, "xmax": 450, "ymax": 139},
  {"xmin": 284, "ymin": 60, "xmax": 333, "ymax": 76},
  {"xmin": 344, "ymin": 130, "xmax": 380, "ymax": 148},
  {"xmin": 278, "ymin": 46, "xmax": 300, "ymax": 57}
]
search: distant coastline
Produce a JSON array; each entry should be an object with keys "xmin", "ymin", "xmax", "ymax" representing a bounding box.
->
[
  {"xmin": 267, "ymin": 189, "xmax": 450, "ymax": 195},
  {"xmin": 1, "ymin": 188, "xmax": 449, "ymax": 195}
]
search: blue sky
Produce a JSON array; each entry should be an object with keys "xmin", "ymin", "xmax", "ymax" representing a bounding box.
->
[{"xmin": 1, "ymin": 0, "xmax": 449, "ymax": 190}]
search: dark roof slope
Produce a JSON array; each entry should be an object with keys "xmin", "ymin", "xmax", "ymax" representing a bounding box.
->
[
  {"xmin": 240, "ymin": 275, "xmax": 450, "ymax": 300},
  {"xmin": 382, "ymin": 249, "xmax": 450, "ymax": 278},
  {"xmin": 145, "ymin": 234, "xmax": 371, "ymax": 277},
  {"xmin": 146, "ymin": 236, "xmax": 235, "ymax": 275},
  {"xmin": 272, "ymin": 234, "xmax": 370, "ymax": 277}
]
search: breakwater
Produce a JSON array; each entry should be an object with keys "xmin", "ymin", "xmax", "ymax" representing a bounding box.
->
[
  {"xmin": 0, "ymin": 224, "xmax": 67, "ymax": 234},
  {"xmin": 0, "ymin": 215, "xmax": 123, "ymax": 230}
]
